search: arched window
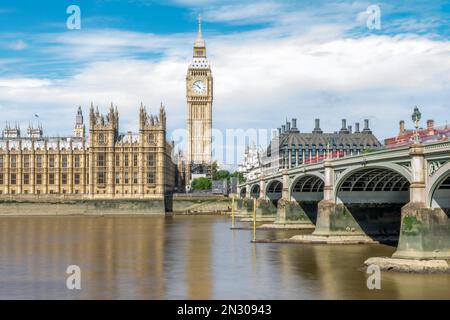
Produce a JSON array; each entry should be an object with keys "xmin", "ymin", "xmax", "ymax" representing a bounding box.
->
[
  {"xmin": 291, "ymin": 144, "xmax": 296, "ymax": 165},
  {"xmin": 98, "ymin": 133, "xmax": 105, "ymax": 144},
  {"xmin": 312, "ymin": 144, "xmax": 317, "ymax": 157},
  {"xmin": 298, "ymin": 144, "xmax": 303, "ymax": 164},
  {"xmin": 318, "ymin": 144, "xmax": 324, "ymax": 157}
]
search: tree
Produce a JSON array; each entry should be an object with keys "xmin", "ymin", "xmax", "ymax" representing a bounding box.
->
[
  {"xmin": 230, "ymin": 171, "xmax": 245, "ymax": 183},
  {"xmin": 191, "ymin": 177, "xmax": 212, "ymax": 190},
  {"xmin": 211, "ymin": 161, "xmax": 219, "ymax": 179},
  {"xmin": 215, "ymin": 170, "xmax": 230, "ymax": 181}
]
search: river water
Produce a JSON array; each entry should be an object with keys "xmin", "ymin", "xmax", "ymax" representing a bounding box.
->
[{"xmin": 0, "ymin": 215, "xmax": 449, "ymax": 299}]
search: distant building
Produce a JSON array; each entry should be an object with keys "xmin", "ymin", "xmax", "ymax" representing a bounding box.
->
[
  {"xmin": 385, "ymin": 119, "xmax": 450, "ymax": 148},
  {"xmin": 240, "ymin": 118, "xmax": 382, "ymax": 178},
  {"xmin": 238, "ymin": 143, "xmax": 263, "ymax": 182}
]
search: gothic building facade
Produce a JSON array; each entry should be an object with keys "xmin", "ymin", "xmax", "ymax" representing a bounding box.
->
[{"xmin": 0, "ymin": 105, "xmax": 176, "ymax": 200}]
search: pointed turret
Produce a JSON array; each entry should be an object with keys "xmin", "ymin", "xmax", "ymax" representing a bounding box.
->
[{"xmin": 74, "ymin": 106, "xmax": 85, "ymax": 139}]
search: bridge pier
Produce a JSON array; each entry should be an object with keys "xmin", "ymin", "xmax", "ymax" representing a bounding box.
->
[
  {"xmin": 308, "ymin": 161, "xmax": 374, "ymax": 242},
  {"xmin": 313, "ymin": 200, "xmax": 367, "ymax": 236},
  {"xmin": 275, "ymin": 199, "xmax": 316, "ymax": 226},
  {"xmin": 235, "ymin": 198, "xmax": 253, "ymax": 217},
  {"xmin": 393, "ymin": 204, "xmax": 450, "ymax": 259},
  {"xmin": 254, "ymin": 177, "xmax": 277, "ymax": 221},
  {"xmin": 393, "ymin": 145, "xmax": 450, "ymax": 259},
  {"xmin": 313, "ymin": 161, "xmax": 368, "ymax": 237}
]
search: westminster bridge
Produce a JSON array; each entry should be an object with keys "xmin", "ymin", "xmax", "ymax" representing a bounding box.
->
[{"xmin": 237, "ymin": 140, "xmax": 450, "ymax": 260}]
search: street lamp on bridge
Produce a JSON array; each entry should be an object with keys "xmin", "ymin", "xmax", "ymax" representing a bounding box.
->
[{"xmin": 412, "ymin": 106, "xmax": 422, "ymax": 144}]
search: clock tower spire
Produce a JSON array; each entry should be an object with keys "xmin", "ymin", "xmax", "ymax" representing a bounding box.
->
[
  {"xmin": 194, "ymin": 15, "xmax": 206, "ymax": 57},
  {"xmin": 186, "ymin": 15, "xmax": 213, "ymax": 181}
]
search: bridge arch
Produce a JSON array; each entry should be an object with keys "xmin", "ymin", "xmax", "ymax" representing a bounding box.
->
[
  {"xmin": 265, "ymin": 179, "xmax": 283, "ymax": 206},
  {"xmin": 239, "ymin": 187, "xmax": 247, "ymax": 198},
  {"xmin": 289, "ymin": 173, "xmax": 325, "ymax": 224},
  {"xmin": 334, "ymin": 163, "xmax": 411, "ymax": 201},
  {"xmin": 249, "ymin": 184, "xmax": 260, "ymax": 199},
  {"xmin": 289, "ymin": 172, "xmax": 325, "ymax": 198},
  {"xmin": 427, "ymin": 162, "xmax": 450, "ymax": 209},
  {"xmin": 333, "ymin": 164, "xmax": 411, "ymax": 242}
]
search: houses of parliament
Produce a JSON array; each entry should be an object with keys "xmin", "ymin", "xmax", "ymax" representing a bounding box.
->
[{"xmin": 0, "ymin": 104, "xmax": 176, "ymax": 200}]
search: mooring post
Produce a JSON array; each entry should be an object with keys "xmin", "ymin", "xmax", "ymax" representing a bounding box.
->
[
  {"xmin": 231, "ymin": 196, "xmax": 235, "ymax": 228},
  {"xmin": 253, "ymin": 198, "xmax": 256, "ymax": 242}
]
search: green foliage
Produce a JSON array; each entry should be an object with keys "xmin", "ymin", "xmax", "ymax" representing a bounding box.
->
[
  {"xmin": 215, "ymin": 170, "xmax": 230, "ymax": 180},
  {"xmin": 211, "ymin": 161, "xmax": 219, "ymax": 179},
  {"xmin": 362, "ymin": 148, "xmax": 376, "ymax": 155},
  {"xmin": 402, "ymin": 215, "xmax": 422, "ymax": 234},
  {"xmin": 230, "ymin": 171, "xmax": 246, "ymax": 183},
  {"xmin": 191, "ymin": 177, "xmax": 212, "ymax": 190}
]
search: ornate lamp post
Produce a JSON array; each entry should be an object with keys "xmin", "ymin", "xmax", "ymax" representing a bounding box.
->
[{"xmin": 412, "ymin": 106, "xmax": 422, "ymax": 144}]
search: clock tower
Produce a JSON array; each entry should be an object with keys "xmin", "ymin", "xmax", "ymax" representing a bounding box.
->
[{"xmin": 186, "ymin": 15, "xmax": 213, "ymax": 179}]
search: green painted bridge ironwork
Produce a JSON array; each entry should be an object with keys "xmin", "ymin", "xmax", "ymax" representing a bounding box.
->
[{"xmin": 238, "ymin": 140, "xmax": 450, "ymax": 260}]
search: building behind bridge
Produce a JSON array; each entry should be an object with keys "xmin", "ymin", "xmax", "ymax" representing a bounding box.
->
[
  {"xmin": 239, "ymin": 118, "xmax": 382, "ymax": 180},
  {"xmin": 385, "ymin": 119, "xmax": 450, "ymax": 148}
]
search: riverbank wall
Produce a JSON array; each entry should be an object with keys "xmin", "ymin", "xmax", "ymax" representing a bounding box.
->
[{"xmin": 0, "ymin": 194, "xmax": 231, "ymax": 216}]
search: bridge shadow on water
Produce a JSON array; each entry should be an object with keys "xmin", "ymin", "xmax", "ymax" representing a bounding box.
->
[
  {"xmin": 342, "ymin": 203, "xmax": 403, "ymax": 246},
  {"xmin": 298, "ymin": 202, "xmax": 318, "ymax": 224}
]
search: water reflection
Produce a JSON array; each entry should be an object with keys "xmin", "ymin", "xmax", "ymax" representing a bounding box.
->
[{"xmin": 0, "ymin": 216, "xmax": 449, "ymax": 299}]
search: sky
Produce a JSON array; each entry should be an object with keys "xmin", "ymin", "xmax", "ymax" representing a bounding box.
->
[{"xmin": 0, "ymin": 0, "xmax": 449, "ymax": 169}]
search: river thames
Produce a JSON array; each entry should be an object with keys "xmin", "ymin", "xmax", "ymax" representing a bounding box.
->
[{"xmin": 0, "ymin": 215, "xmax": 449, "ymax": 299}]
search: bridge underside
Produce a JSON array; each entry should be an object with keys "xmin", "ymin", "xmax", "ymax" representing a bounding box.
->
[
  {"xmin": 250, "ymin": 185, "xmax": 260, "ymax": 199},
  {"xmin": 239, "ymin": 187, "xmax": 246, "ymax": 198},
  {"xmin": 266, "ymin": 181, "xmax": 282, "ymax": 206},
  {"xmin": 287, "ymin": 176, "xmax": 324, "ymax": 224},
  {"xmin": 315, "ymin": 168, "xmax": 410, "ymax": 244},
  {"xmin": 432, "ymin": 176, "xmax": 450, "ymax": 212}
]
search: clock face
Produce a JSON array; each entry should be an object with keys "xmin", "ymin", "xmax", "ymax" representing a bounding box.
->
[{"xmin": 192, "ymin": 80, "xmax": 206, "ymax": 95}]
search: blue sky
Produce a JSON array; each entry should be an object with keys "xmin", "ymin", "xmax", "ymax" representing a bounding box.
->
[{"xmin": 0, "ymin": 0, "xmax": 449, "ymax": 168}]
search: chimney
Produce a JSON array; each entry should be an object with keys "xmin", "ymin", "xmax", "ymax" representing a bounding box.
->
[
  {"xmin": 355, "ymin": 122, "xmax": 360, "ymax": 133},
  {"xmin": 362, "ymin": 119, "xmax": 372, "ymax": 134},
  {"xmin": 348, "ymin": 125, "xmax": 352, "ymax": 134},
  {"xmin": 312, "ymin": 118, "xmax": 323, "ymax": 134},
  {"xmin": 399, "ymin": 120, "xmax": 405, "ymax": 134},
  {"xmin": 427, "ymin": 120, "xmax": 434, "ymax": 132},
  {"xmin": 286, "ymin": 121, "xmax": 291, "ymax": 131},
  {"xmin": 281, "ymin": 125, "xmax": 286, "ymax": 133},
  {"xmin": 291, "ymin": 118, "xmax": 299, "ymax": 133},
  {"xmin": 339, "ymin": 119, "xmax": 349, "ymax": 134},
  {"xmin": 278, "ymin": 127, "xmax": 282, "ymax": 135}
]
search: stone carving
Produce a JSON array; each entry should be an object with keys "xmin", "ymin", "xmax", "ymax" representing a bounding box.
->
[{"xmin": 428, "ymin": 161, "xmax": 447, "ymax": 177}]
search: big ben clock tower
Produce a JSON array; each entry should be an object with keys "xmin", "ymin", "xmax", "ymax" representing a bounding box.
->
[{"xmin": 186, "ymin": 15, "xmax": 213, "ymax": 180}]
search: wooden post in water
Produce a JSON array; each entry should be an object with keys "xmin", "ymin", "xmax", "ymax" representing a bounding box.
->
[
  {"xmin": 231, "ymin": 196, "xmax": 235, "ymax": 228},
  {"xmin": 253, "ymin": 198, "xmax": 256, "ymax": 242}
]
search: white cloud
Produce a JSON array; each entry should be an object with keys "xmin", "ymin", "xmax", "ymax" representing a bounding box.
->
[
  {"xmin": 202, "ymin": 2, "xmax": 287, "ymax": 25},
  {"xmin": 0, "ymin": 32, "xmax": 448, "ymax": 153},
  {"xmin": 0, "ymin": 1, "xmax": 449, "ymax": 167},
  {"xmin": 5, "ymin": 39, "xmax": 28, "ymax": 50}
]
